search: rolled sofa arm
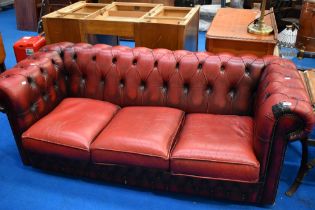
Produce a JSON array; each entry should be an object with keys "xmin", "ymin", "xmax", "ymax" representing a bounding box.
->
[
  {"xmin": 253, "ymin": 58, "xmax": 315, "ymax": 204},
  {"xmin": 0, "ymin": 49, "xmax": 67, "ymax": 164}
]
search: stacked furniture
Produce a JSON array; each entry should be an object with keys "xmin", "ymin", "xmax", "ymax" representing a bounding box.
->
[
  {"xmin": 43, "ymin": 1, "xmax": 200, "ymax": 51},
  {"xmin": 0, "ymin": 42, "xmax": 314, "ymax": 204}
]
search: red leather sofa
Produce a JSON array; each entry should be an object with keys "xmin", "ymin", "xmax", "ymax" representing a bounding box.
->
[{"xmin": 0, "ymin": 42, "xmax": 314, "ymax": 204}]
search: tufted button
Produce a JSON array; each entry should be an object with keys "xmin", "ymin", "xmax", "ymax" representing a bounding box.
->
[
  {"xmin": 27, "ymin": 76, "xmax": 36, "ymax": 88},
  {"xmin": 132, "ymin": 58, "xmax": 137, "ymax": 65},
  {"xmin": 92, "ymin": 55, "xmax": 96, "ymax": 61},
  {"xmin": 73, "ymin": 53, "xmax": 77, "ymax": 61},
  {"xmin": 120, "ymin": 79, "xmax": 125, "ymax": 88},
  {"xmin": 198, "ymin": 62, "xmax": 203, "ymax": 71},
  {"xmin": 220, "ymin": 65, "xmax": 225, "ymax": 72},
  {"xmin": 81, "ymin": 75, "xmax": 86, "ymax": 84},
  {"xmin": 112, "ymin": 57, "xmax": 117, "ymax": 64},
  {"xmin": 245, "ymin": 65, "xmax": 251, "ymax": 76},
  {"xmin": 162, "ymin": 81, "xmax": 168, "ymax": 92},
  {"xmin": 30, "ymin": 103, "xmax": 37, "ymax": 113},
  {"xmin": 27, "ymin": 76, "xmax": 33, "ymax": 84},
  {"xmin": 42, "ymin": 92, "xmax": 49, "ymax": 101},
  {"xmin": 59, "ymin": 51, "xmax": 64, "ymax": 59},
  {"xmin": 265, "ymin": 92, "xmax": 271, "ymax": 100},
  {"xmin": 183, "ymin": 83, "xmax": 189, "ymax": 94},
  {"xmin": 40, "ymin": 68, "xmax": 48, "ymax": 77},
  {"xmin": 139, "ymin": 80, "xmax": 146, "ymax": 90},
  {"xmin": 176, "ymin": 62, "xmax": 180, "ymax": 70},
  {"xmin": 154, "ymin": 60, "xmax": 158, "ymax": 68},
  {"xmin": 206, "ymin": 85, "xmax": 212, "ymax": 94},
  {"xmin": 100, "ymin": 77, "xmax": 105, "ymax": 85},
  {"xmin": 229, "ymin": 88, "xmax": 236, "ymax": 99},
  {"xmin": 53, "ymin": 81, "xmax": 59, "ymax": 90}
]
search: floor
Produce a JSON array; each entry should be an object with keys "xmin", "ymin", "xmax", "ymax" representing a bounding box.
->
[{"xmin": 1, "ymin": 7, "xmax": 315, "ymax": 210}]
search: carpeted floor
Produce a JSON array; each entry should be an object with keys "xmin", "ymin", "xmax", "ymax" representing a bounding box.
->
[{"xmin": 0, "ymin": 8, "xmax": 315, "ymax": 210}]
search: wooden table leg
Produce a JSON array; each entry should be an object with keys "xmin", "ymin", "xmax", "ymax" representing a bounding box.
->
[{"xmin": 286, "ymin": 137, "xmax": 309, "ymax": 196}]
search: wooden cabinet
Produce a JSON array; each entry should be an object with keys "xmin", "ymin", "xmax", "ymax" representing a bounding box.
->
[
  {"xmin": 206, "ymin": 8, "xmax": 278, "ymax": 56},
  {"xmin": 15, "ymin": 0, "xmax": 41, "ymax": 31},
  {"xmin": 15, "ymin": 0, "xmax": 81, "ymax": 31}
]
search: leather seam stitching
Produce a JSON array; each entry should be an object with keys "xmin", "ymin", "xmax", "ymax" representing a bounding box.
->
[
  {"xmin": 171, "ymin": 156, "xmax": 260, "ymax": 168},
  {"xmin": 22, "ymin": 136, "xmax": 89, "ymax": 152},
  {"xmin": 92, "ymin": 148, "xmax": 169, "ymax": 160}
]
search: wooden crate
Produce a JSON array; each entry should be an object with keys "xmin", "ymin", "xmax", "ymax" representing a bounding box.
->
[
  {"xmin": 135, "ymin": 6, "xmax": 199, "ymax": 51},
  {"xmin": 206, "ymin": 8, "xmax": 278, "ymax": 56},
  {"xmin": 43, "ymin": 2, "xmax": 110, "ymax": 44},
  {"xmin": 80, "ymin": 2, "xmax": 161, "ymax": 40}
]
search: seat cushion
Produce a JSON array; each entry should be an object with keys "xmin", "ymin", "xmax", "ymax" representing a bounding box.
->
[
  {"xmin": 22, "ymin": 98, "xmax": 119, "ymax": 161},
  {"xmin": 171, "ymin": 114, "xmax": 260, "ymax": 183},
  {"xmin": 91, "ymin": 106, "xmax": 184, "ymax": 170}
]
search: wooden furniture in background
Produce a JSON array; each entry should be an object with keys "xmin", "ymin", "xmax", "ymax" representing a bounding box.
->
[
  {"xmin": 15, "ymin": 0, "xmax": 81, "ymax": 31},
  {"xmin": 81, "ymin": 2, "xmax": 160, "ymax": 40},
  {"xmin": 15, "ymin": 0, "xmax": 42, "ymax": 31},
  {"xmin": 286, "ymin": 70, "xmax": 315, "ymax": 196},
  {"xmin": 206, "ymin": 8, "xmax": 278, "ymax": 56},
  {"xmin": 43, "ymin": 1, "xmax": 200, "ymax": 51},
  {"xmin": 296, "ymin": 0, "xmax": 315, "ymax": 57},
  {"xmin": 98, "ymin": 0, "xmax": 174, "ymax": 6},
  {"xmin": 0, "ymin": 33, "xmax": 6, "ymax": 72},
  {"xmin": 43, "ymin": 2, "xmax": 112, "ymax": 43},
  {"xmin": 135, "ymin": 6, "xmax": 199, "ymax": 50}
]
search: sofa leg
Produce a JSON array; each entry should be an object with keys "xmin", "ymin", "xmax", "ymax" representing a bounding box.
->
[
  {"xmin": 285, "ymin": 137, "xmax": 309, "ymax": 196},
  {"xmin": 0, "ymin": 62, "xmax": 5, "ymax": 73}
]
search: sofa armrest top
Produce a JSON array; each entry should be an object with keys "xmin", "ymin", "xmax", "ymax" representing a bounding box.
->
[
  {"xmin": 0, "ymin": 50, "xmax": 67, "ymax": 132},
  {"xmin": 255, "ymin": 58, "xmax": 315, "ymax": 142}
]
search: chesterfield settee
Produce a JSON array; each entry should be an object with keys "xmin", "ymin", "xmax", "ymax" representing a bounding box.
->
[{"xmin": 0, "ymin": 42, "xmax": 314, "ymax": 205}]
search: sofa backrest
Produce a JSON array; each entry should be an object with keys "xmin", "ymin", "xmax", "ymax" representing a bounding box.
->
[{"xmin": 58, "ymin": 44, "xmax": 274, "ymax": 115}]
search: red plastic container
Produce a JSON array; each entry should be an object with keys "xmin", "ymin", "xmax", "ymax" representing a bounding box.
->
[{"xmin": 13, "ymin": 36, "xmax": 46, "ymax": 62}]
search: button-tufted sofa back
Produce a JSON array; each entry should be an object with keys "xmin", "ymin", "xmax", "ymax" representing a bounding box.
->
[{"xmin": 60, "ymin": 44, "xmax": 274, "ymax": 116}]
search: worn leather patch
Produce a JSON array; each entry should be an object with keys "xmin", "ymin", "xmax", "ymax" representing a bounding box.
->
[{"xmin": 272, "ymin": 102, "xmax": 292, "ymax": 118}]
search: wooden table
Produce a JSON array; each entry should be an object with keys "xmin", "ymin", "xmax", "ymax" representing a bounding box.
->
[
  {"xmin": 43, "ymin": 1, "xmax": 200, "ymax": 51},
  {"xmin": 286, "ymin": 69, "xmax": 315, "ymax": 196},
  {"xmin": 206, "ymin": 8, "xmax": 278, "ymax": 57},
  {"xmin": 0, "ymin": 33, "xmax": 6, "ymax": 73},
  {"xmin": 98, "ymin": 0, "xmax": 174, "ymax": 5}
]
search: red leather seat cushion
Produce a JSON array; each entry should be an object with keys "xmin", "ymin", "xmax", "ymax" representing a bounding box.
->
[
  {"xmin": 22, "ymin": 98, "xmax": 119, "ymax": 161},
  {"xmin": 91, "ymin": 106, "xmax": 184, "ymax": 170},
  {"xmin": 171, "ymin": 114, "xmax": 260, "ymax": 183}
]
